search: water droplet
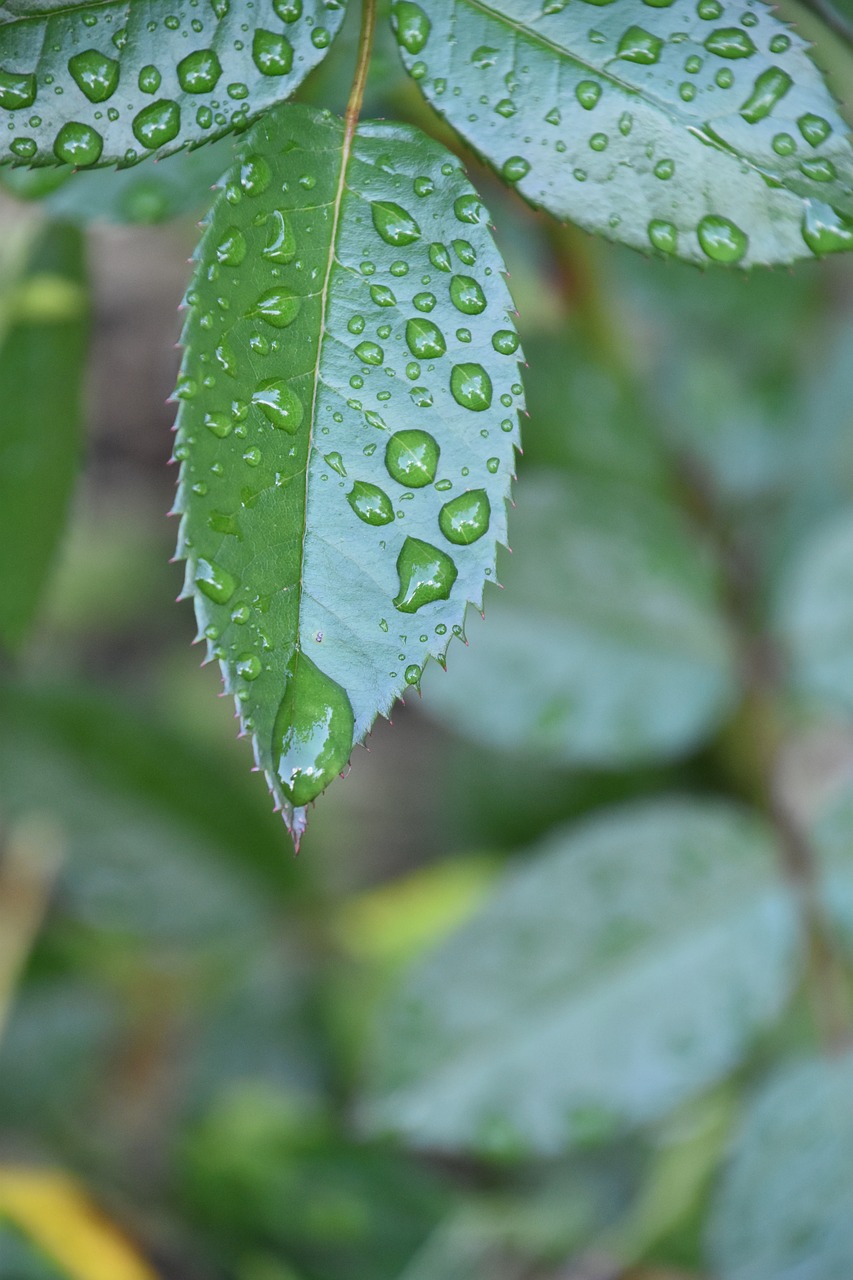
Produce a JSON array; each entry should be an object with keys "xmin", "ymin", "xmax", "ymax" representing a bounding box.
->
[
  {"xmin": 617, "ymin": 26, "xmax": 663, "ymax": 63},
  {"xmin": 392, "ymin": 0, "xmax": 431, "ymax": 54},
  {"xmin": 739, "ymin": 67, "xmax": 792, "ymax": 122},
  {"xmin": 495, "ymin": 98, "xmax": 517, "ymax": 118},
  {"xmin": 576, "ymin": 79, "xmax": 601, "ymax": 110},
  {"xmin": 798, "ymin": 113, "xmax": 832, "ymax": 147},
  {"xmin": 240, "ymin": 154, "xmax": 271, "ymax": 195},
  {"xmin": 453, "ymin": 239, "xmax": 476, "ymax": 265},
  {"xmin": 253, "ymin": 379, "xmax": 304, "ymax": 432},
  {"xmin": 450, "ymin": 275, "xmax": 486, "ymax": 315},
  {"xmin": 471, "ymin": 44, "xmax": 499, "ymax": 68},
  {"xmin": 348, "ymin": 315, "xmax": 365, "ymax": 335},
  {"xmin": 412, "ymin": 292, "xmax": 436, "ymax": 313},
  {"xmin": 697, "ymin": 0, "xmax": 722, "ymax": 16},
  {"xmin": 429, "ymin": 242, "xmax": 452, "ymax": 272},
  {"xmin": 450, "ymin": 363, "xmax": 492, "ymax": 411},
  {"xmin": 410, "ymin": 386, "xmax": 433, "ymax": 407},
  {"xmin": 390, "ymin": 260, "xmax": 409, "ymax": 276},
  {"xmin": 325, "ymin": 452, "xmax": 346, "ymax": 476},
  {"xmin": 770, "ymin": 33, "xmax": 791, "ymax": 53},
  {"xmin": 648, "ymin": 219, "xmax": 678, "ymax": 253},
  {"xmin": 502, "ymin": 155, "xmax": 530, "ymax": 183},
  {"xmin": 195, "ymin": 557, "xmax": 236, "ymax": 604},
  {"xmin": 801, "ymin": 199, "xmax": 853, "ymax": 254},
  {"xmin": 545, "ymin": 106, "xmax": 561, "ymax": 126},
  {"xmin": 680, "ymin": 81, "xmax": 696, "ymax": 101},
  {"xmin": 253, "ymin": 28, "xmax": 294, "ymax": 75},
  {"xmin": 372, "ymin": 200, "xmax": 421, "ymax": 246},
  {"xmin": 228, "ymin": 81, "xmax": 249, "ymax": 100},
  {"xmin": 273, "ymin": 0, "xmax": 302, "ymax": 19},
  {"xmin": 0, "ymin": 71, "xmax": 36, "ymax": 111},
  {"xmin": 454, "ymin": 193, "xmax": 483, "ymax": 223},
  {"xmin": 697, "ymin": 214, "xmax": 748, "ymax": 262},
  {"xmin": 369, "ymin": 284, "xmax": 397, "ymax": 307},
  {"xmin": 438, "ymin": 489, "xmax": 491, "ymax": 544},
  {"xmin": 487, "ymin": 456, "xmax": 499, "ymax": 474},
  {"xmin": 800, "ymin": 156, "xmax": 836, "ymax": 182},
  {"xmin": 132, "ymin": 99, "xmax": 181, "ymax": 148},
  {"xmin": 406, "ymin": 318, "xmax": 446, "ymax": 358},
  {"xmin": 716, "ymin": 67, "xmax": 734, "ymax": 88},
  {"xmin": 347, "ymin": 480, "xmax": 395, "ymax": 525},
  {"xmin": 216, "ymin": 226, "xmax": 246, "ymax": 266},
  {"xmin": 590, "ymin": 132, "xmax": 608, "ymax": 151},
  {"xmin": 53, "ymin": 121, "xmax": 103, "ymax": 166},
  {"xmin": 176, "ymin": 48, "xmax": 222, "ymax": 95},
  {"xmin": 355, "ymin": 340, "xmax": 384, "ymax": 365},
  {"xmin": 273, "ymin": 653, "xmax": 354, "ymax": 806},
  {"xmin": 68, "ymin": 48, "xmax": 120, "ymax": 103},
  {"xmin": 204, "ymin": 411, "xmax": 232, "ymax": 437},
  {"xmin": 10, "ymin": 138, "xmax": 36, "ymax": 158},
  {"xmin": 492, "ymin": 329, "xmax": 519, "ymax": 354},
  {"xmin": 772, "ymin": 132, "xmax": 796, "ymax": 156},
  {"xmin": 138, "ymin": 66, "xmax": 159, "ymax": 98},
  {"xmin": 236, "ymin": 653, "xmax": 262, "ymax": 681},
  {"xmin": 404, "ymin": 664, "xmax": 421, "ymax": 686},
  {"xmin": 262, "ymin": 209, "xmax": 296, "ymax": 264},
  {"xmin": 704, "ymin": 27, "xmax": 756, "ymax": 58},
  {"xmin": 394, "ymin": 537, "xmax": 457, "ymax": 612},
  {"xmin": 252, "ymin": 288, "xmax": 301, "ymax": 327},
  {"xmin": 386, "ymin": 429, "xmax": 440, "ymax": 487}
]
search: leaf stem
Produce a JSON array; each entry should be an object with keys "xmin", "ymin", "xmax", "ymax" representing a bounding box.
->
[{"xmin": 345, "ymin": 0, "xmax": 378, "ymax": 140}]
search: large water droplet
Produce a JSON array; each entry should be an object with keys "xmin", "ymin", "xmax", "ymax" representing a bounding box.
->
[
  {"xmin": 355, "ymin": 340, "xmax": 384, "ymax": 365},
  {"xmin": 492, "ymin": 329, "xmax": 519, "ymax": 354},
  {"xmin": 406, "ymin": 317, "xmax": 446, "ymax": 358},
  {"xmin": 195, "ymin": 557, "xmax": 236, "ymax": 604},
  {"xmin": 177, "ymin": 49, "xmax": 222, "ymax": 93},
  {"xmin": 739, "ymin": 67, "xmax": 792, "ymax": 123},
  {"xmin": 372, "ymin": 201, "xmax": 421, "ymax": 246},
  {"xmin": 68, "ymin": 49, "xmax": 120, "ymax": 103},
  {"xmin": 438, "ymin": 489, "xmax": 491, "ymax": 544},
  {"xmin": 801, "ymin": 200, "xmax": 853, "ymax": 255},
  {"xmin": 648, "ymin": 219, "xmax": 678, "ymax": 253},
  {"xmin": 385, "ymin": 429, "xmax": 440, "ymax": 487},
  {"xmin": 216, "ymin": 226, "xmax": 246, "ymax": 266},
  {"xmin": 429, "ymin": 242, "xmax": 452, "ymax": 272},
  {"xmin": 502, "ymin": 155, "xmax": 531, "ymax": 183},
  {"xmin": 237, "ymin": 653, "xmax": 262, "ymax": 681},
  {"xmin": 392, "ymin": 0, "xmax": 431, "ymax": 53},
  {"xmin": 252, "ymin": 288, "xmax": 301, "ymax": 327},
  {"xmin": 273, "ymin": 653, "xmax": 355, "ymax": 806},
  {"xmin": 347, "ymin": 480, "xmax": 395, "ymax": 525},
  {"xmin": 697, "ymin": 214, "xmax": 748, "ymax": 263},
  {"xmin": 273, "ymin": 0, "xmax": 302, "ymax": 20},
  {"xmin": 617, "ymin": 26, "xmax": 663, "ymax": 63},
  {"xmin": 52, "ymin": 121, "xmax": 104, "ymax": 167},
  {"xmin": 253, "ymin": 379, "xmax": 304, "ymax": 432},
  {"xmin": 253, "ymin": 28, "xmax": 294, "ymax": 75},
  {"xmin": 0, "ymin": 70, "xmax": 36, "ymax": 111},
  {"xmin": 450, "ymin": 363, "xmax": 493, "ymax": 411},
  {"xmin": 800, "ymin": 156, "xmax": 837, "ymax": 182},
  {"xmin": 370, "ymin": 284, "xmax": 397, "ymax": 307},
  {"xmin": 454, "ymin": 193, "xmax": 483, "ymax": 224},
  {"xmin": 798, "ymin": 113, "xmax": 832, "ymax": 147},
  {"xmin": 262, "ymin": 209, "xmax": 296, "ymax": 263},
  {"xmin": 132, "ymin": 99, "xmax": 181, "ymax": 148},
  {"xmin": 394, "ymin": 537, "xmax": 458, "ymax": 613},
  {"xmin": 704, "ymin": 27, "xmax": 756, "ymax": 58},
  {"xmin": 450, "ymin": 275, "xmax": 486, "ymax": 315}
]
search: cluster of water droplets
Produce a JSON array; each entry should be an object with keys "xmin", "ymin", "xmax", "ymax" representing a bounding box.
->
[
  {"xmin": 390, "ymin": 0, "xmax": 853, "ymax": 264},
  {"xmin": 1, "ymin": 0, "xmax": 343, "ymax": 166}
]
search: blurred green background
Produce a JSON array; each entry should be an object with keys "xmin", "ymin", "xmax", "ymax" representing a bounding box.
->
[{"xmin": 3, "ymin": 2, "xmax": 853, "ymax": 1278}]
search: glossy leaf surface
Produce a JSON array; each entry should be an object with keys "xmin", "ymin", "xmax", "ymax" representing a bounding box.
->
[
  {"xmin": 360, "ymin": 799, "xmax": 798, "ymax": 1155},
  {"xmin": 175, "ymin": 103, "xmax": 523, "ymax": 835},
  {"xmin": 391, "ymin": 0, "xmax": 853, "ymax": 266},
  {"xmin": 0, "ymin": 0, "xmax": 345, "ymax": 168},
  {"xmin": 0, "ymin": 221, "xmax": 88, "ymax": 654},
  {"xmin": 708, "ymin": 1052, "xmax": 853, "ymax": 1280}
]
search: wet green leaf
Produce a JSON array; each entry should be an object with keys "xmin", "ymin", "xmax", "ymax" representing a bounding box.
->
[
  {"xmin": 175, "ymin": 103, "xmax": 523, "ymax": 837},
  {"xmin": 0, "ymin": 0, "xmax": 346, "ymax": 168},
  {"xmin": 391, "ymin": 0, "xmax": 853, "ymax": 266},
  {"xmin": 360, "ymin": 799, "xmax": 799, "ymax": 1155},
  {"xmin": 422, "ymin": 470, "xmax": 736, "ymax": 767},
  {"xmin": 707, "ymin": 1051, "xmax": 853, "ymax": 1280},
  {"xmin": 0, "ymin": 221, "xmax": 88, "ymax": 654}
]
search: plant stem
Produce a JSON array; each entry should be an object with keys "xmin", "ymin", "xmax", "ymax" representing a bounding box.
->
[{"xmin": 345, "ymin": 0, "xmax": 378, "ymax": 141}]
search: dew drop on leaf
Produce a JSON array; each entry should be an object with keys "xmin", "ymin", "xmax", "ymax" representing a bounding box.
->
[
  {"xmin": 438, "ymin": 489, "xmax": 491, "ymax": 544},
  {"xmin": 385, "ymin": 429, "xmax": 440, "ymax": 487},
  {"xmin": 347, "ymin": 480, "xmax": 395, "ymax": 525},
  {"xmin": 372, "ymin": 200, "xmax": 422, "ymax": 246},
  {"xmin": 252, "ymin": 379, "xmax": 305, "ymax": 432},
  {"xmin": 68, "ymin": 49, "xmax": 120, "ymax": 103},
  {"xmin": 252, "ymin": 29, "xmax": 294, "ymax": 75},
  {"xmin": 195, "ymin": 558, "xmax": 236, "ymax": 604},
  {"xmin": 272, "ymin": 653, "xmax": 355, "ymax": 806},
  {"xmin": 697, "ymin": 214, "xmax": 748, "ymax": 263},
  {"xmin": 394, "ymin": 537, "xmax": 458, "ymax": 613},
  {"xmin": 450, "ymin": 363, "xmax": 493, "ymax": 411}
]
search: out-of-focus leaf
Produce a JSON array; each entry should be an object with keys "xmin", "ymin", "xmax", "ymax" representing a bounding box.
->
[
  {"xmin": 0, "ymin": 0, "xmax": 346, "ymax": 167},
  {"xmin": 0, "ymin": 1222, "xmax": 66, "ymax": 1280},
  {"xmin": 360, "ymin": 800, "xmax": 798, "ymax": 1156},
  {"xmin": 706, "ymin": 1051, "xmax": 853, "ymax": 1280},
  {"xmin": 0, "ymin": 221, "xmax": 88, "ymax": 654},
  {"xmin": 0, "ymin": 1168, "xmax": 157, "ymax": 1280},
  {"xmin": 422, "ymin": 471, "xmax": 737, "ymax": 767},
  {"xmin": 391, "ymin": 0, "xmax": 853, "ymax": 266}
]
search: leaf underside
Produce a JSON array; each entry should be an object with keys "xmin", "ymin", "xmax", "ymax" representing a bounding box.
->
[
  {"xmin": 391, "ymin": 0, "xmax": 853, "ymax": 266},
  {"xmin": 0, "ymin": 0, "xmax": 345, "ymax": 168},
  {"xmin": 174, "ymin": 103, "xmax": 523, "ymax": 836}
]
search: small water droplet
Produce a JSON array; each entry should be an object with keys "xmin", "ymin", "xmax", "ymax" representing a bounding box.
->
[
  {"xmin": 654, "ymin": 158, "xmax": 674, "ymax": 180},
  {"xmin": 545, "ymin": 106, "xmax": 561, "ymax": 126},
  {"xmin": 394, "ymin": 537, "xmax": 457, "ymax": 613},
  {"xmin": 240, "ymin": 154, "xmax": 272, "ymax": 196},
  {"xmin": 132, "ymin": 98, "xmax": 181, "ymax": 148},
  {"xmin": 252, "ymin": 287, "xmax": 301, "ymax": 327},
  {"xmin": 617, "ymin": 26, "xmax": 663, "ymax": 63},
  {"xmin": 772, "ymin": 132, "xmax": 796, "ymax": 156},
  {"xmin": 450, "ymin": 275, "xmax": 486, "ymax": 315},
  {"xmin": 704, "ymin": 27, "xmax": 756, "ymax": 58},
  {"xmin": 372, "ymin": 200, "xmax": 421, "ymax": 245},
  {"xmin": 801, "ymin": 199, "xmax": 853, "ymax": 254},
  {"xmin": 406, "ymin": 318, "xmax": 446, "ymax": 358},
  {"xmin": 800, "ymin": 156, "xmax": 836, "ymax": 182},
  {"xmin": 429, "ymin": 242, "xmax": 452, "ymax": 271},
  {"xmin": 348, "ymin": 480, "xmax": 395, "ymax": 525},
  {"xmin": 237, "ymin": 653, "xmax": 262, "ymax": 680},
  {"xmin": 697, "ymin": 213, "xmax": 748, "ymax": 262},
  {"xmin": 453, "ymin": 239, "xmax": 476, "ymax": 265},
  {"xmin": 798, "ymin": 112, "xmax": 832, "ymax": 147},
  {"xmin": 261, "ymin": 209, "xmax": 296, "ymax": 264},
  {"xmin": 502, "ymin": 155, "xmax": 530, "ymax": 183},
  {"xmin": 53, "ymin": 121, "xmax": 104, "ymax": 166},
  {"xmin": 404, "ymin": 664, "xmax": 421, "ymax": 686},
  {"xmin": 0, "ymin": 70, "xmax": 36, "ymax": 110},
  {"xmin": 216, "ymin": 226, "xmax": 246, "ymax": 266},
  {"xmin": 386, "ymin": 429, "xmax": 440, "ymax": 487},
  {"xmin": 195, "ymin": 557, "xmax": 236, "ymax": 604},
  {"xmin": 770, "ymin": 33, "xmax": 791, "ymax": 53},
  {"xmin": 273, "ymin": 653, "xmax": 354, "ymax": 806},
  {"xmin": 204, "ymin": 411, "xmax": 232, "ymax": 437},
  {"xmin": 177, "ymin": 48, "xmax": 222, "ymax": 93},
  {"xmin": 450, "ymin": 363, "xmax": 492, "ymax": 411},
  {"xmin": 697, "ymin": 0, "xmax": 723, "ymax": 17},
  {"xmin": 492, "ymin": 329, "xmax": 519, "ymax": 354},
  {"xmin": 68, "ymin": 48, "xmax": 120, "ymax": 103},
  {"xmin": 438, "ymin": 489, "xmax": 491, "ymax": 544},
  {"xmin": 454, "ymin": 193, "xmax": 483, "ymax": 223},
  {"xmin": 370, "ymin": 284, "xmax": 397, "ymax": 307},
  {"xmin": 648, "ymin": 219, "xmax": 678, "ymax": 253},
  {"xmin": 576, "ymin": 79, "xmax": 601, "ymax": 110},
  {"xmin": 325, "ymin": 451, "xmax": 346, "ymax": 476},
  {"xmin": 495, "ymin": 98, "xmax": 517, "ymax": 118},
  {"xmin": 487, "ymin": 456, "xmax": 499, "ymax": 474},
  {"xmin": 355, "ymin": 340, "xmax": 384, "ymax": 365},
  {"xmin": 253, "ymin": 379, "xmax": 304, "ymax": 432}
]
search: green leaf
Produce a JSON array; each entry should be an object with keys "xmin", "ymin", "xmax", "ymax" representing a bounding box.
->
[
  {"xmin": 390, "ymin": 0, "xmax": 853, "ymax": 266},
  {"xmin": 0, "ymin": 0, "xmax": 346, "ymax": 168},
  {"xmin": 174, "ymin": 103, "xmax": 523, "ymax": 837},
  {"xmin": 0, "ymin": 220, "xmax": 88, "ymax": 654},
  {"xmin": 359, "ymin": 799, "xmax": 799, "ymax": 1156},
  {"xmin": 707, "ymin": 1051, "xmax": 853, "ymax": 1280},
  {"xmin": 422, "ymin": 470, "xmax": 737, "ymax": 767}
]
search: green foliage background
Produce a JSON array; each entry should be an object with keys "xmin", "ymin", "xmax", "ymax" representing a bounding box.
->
[{"xmin": 3, "ymin": 0, "xmax": 853, "ymax": 1277}]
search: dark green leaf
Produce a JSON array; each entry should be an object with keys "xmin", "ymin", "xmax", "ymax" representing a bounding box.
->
[
  {"xmin": 175, "ymin": 103, "xmax": 523, "ymax": 836},
  {"xmin": 391, "ymin": 0, "xmax": 853, "ymax": 265},
  {"xmin": 360, "ymin": 799, "xmax": 798, "ymax": 1155},
  {"xmin": 0, "ymin": 220, "xmax": 88, "ymax": 654},
  {"xmin": 0, "ymin": 0, "xmax": 346, "ymax": 168}
]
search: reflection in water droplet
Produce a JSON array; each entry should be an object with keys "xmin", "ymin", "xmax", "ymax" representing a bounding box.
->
[
  {"xmin": 697, "ymin": 214, "xmax": 748, "ymax": 263},
  {"xmin": 68, "ymin": 49, "xmax": 120, "ymax": 103},
  {"xmin": 252, "ymin": 28, "xmax": 294, "ymax": 75},
  {"xmin": 386, "ymin": 430, "xmax": 440, "ymax": 487},
  {"xmin": 133, "ymin": 98, "xmax": 181, "ymax": 148},
  {"xmin": 253, "ymin": 288, "xmax": 301, "ymax": 327},
  {"xmin": 53, "ymin": 121, "xmax": 103, "ymax": 165},
  {"xmin": 450, "ymin": 275, "xmax": 486, "ymax": 315},
  {"xmin": 177, "ymin": 49, "xmax": 222, "ymax": 93},
  {"xmin": 273, "ymin": 653, "xmax": 355, "ymax": 806},
  {"xmin": 740, "ymin": 67, "xmax": 792, "ymax": 123},
  {"xmin": 195, "ymin": 557, "xmax": 236, "ymax": 604},
  {"xmin": 392, "ymin": 0, "xmax": 431, "ymax": 54},
  {"xmin": 438, "ymin": 489, "xmax": 491, "ymax": 544},
  {"xmin": 253, "ymin": 379, "xmax": 304, "ymax": 432},
  {"xmin": 348, "ymin": 480, "xmax": 395, "ymax": 525},
  {"xmin": 704, "ymin": 27, "xmax": 756, "ymax": 58},
  {"xmin": 450, "ymin": 363, "xmax": 493, "ymax": 411},
  {"xmin": 394, "ymin": 538, "xmax": 458, "ymax": 613},
  {"xmin": 617, "ymin": 26, "xmax": 663, "ymax": 64},
  {"xmin": 372, "ymin": 201, "xmax": 422, "ymax": 246},
  {"xmin": 406, "ymin": 318, "xmax": 446, "ymax": 358},
  {"xmin": 216, "ymin": 226, "xmax": 247, "ymax": 266}
]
